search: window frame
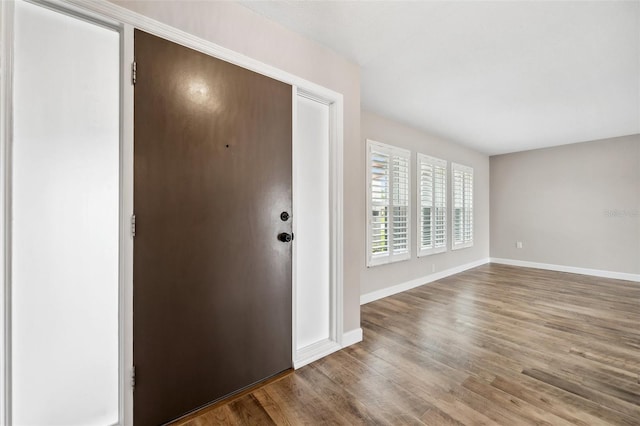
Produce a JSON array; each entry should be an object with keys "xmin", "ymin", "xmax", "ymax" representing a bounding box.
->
[
  {"xmin": 416, "ymin": 153, "xmax": 447, "ymax": 257},
  {"xmin": 451, "ymin": 162, "xmax": 474, "ymax": 250},
  {"xmin": 366, "ymin": 139, "xmax": 411, "ymax": 267}
]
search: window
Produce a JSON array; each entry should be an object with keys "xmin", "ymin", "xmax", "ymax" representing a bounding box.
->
[
  {"xmin": 367, "ymin": 140, "xmax": 411, "ymax": 266},
  {"xmin": 417, "ymin": 154, "xmax": 447, "ymax": 256},
  {"xmin": 452, "ymin": 162, "xmax": 473, "ymax": 250}
]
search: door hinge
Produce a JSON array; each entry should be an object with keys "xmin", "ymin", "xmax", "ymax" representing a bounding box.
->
[
  {"xmin": 131, "ymin": 214, "xmax": 136, "ymax": 237},
  {"xmin": 131, "ymin": 61, "xmax": 137, "ymax": 85},
  {"xmin": 130, "ymin": 366, "xmax": 136, "ymax": 389}
]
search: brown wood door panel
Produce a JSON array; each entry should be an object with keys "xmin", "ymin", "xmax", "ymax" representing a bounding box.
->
[{"xmin": 133, "ymin": 30, "xmax": 292, "ymax": 426}]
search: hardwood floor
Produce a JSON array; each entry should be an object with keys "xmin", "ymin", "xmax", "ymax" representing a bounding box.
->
[{"xmin": 175, "ymin": 263, "xmax": 640, "ymax": 425}]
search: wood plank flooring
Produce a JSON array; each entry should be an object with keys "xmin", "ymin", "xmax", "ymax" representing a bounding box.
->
[{"xmin": 175, "ymin": 263, "xmax": 640, "ymax": 425}]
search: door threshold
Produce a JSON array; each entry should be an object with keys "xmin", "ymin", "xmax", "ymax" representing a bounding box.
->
[{"xmin": 168, "ymin": 368, "xmax": 294, "ymax": 425}]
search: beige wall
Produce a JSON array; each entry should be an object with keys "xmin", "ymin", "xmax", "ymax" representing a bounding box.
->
[
  {"xmin": 361, "ymin": 111, "xmax": 490, "ymax": 296},
  {"xmin": 490, "ymin": 134, "xmax": 640, "ymax": 274},
  {"xmin": 110, "ymin": 0, "xmax": 363, "ymax": 332}
]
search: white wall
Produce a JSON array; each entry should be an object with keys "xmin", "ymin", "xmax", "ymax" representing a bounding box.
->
[
  {"xmin": 109, "ymin": 0, "xmax": 363, "ymax": 333},
  {"xmin": 361, "ymin": 110, "xmax": 490, "ymax": 298},
  {"xmin": 491, "ymin": 134, "xmax": 640, "ymax": 275}
]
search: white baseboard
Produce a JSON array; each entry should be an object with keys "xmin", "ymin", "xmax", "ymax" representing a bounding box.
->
[
  {"xmin": 292, "ymin": 328, "xmax": 363, "ymax": 369},
  {"xmin": 490, "ymin": 258, "xmax": 640, "ymax": 283},
  {"xmin": 360, "ymin": 258, "xmax": 490, "ymax": 305},
  {"xmin": 341, "ymin": 327, "xmax": 363, "ymax": 347},
  {"xmin": 293, "ymin": 339, "xmax": 341, "ymax": 369}
]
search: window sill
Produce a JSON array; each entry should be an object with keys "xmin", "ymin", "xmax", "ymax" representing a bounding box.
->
[
  {"xmin": 367, "ymin": 254, "xmax": 411, "ymax": 267},
  {"xmin": 417, "ymin": 247, "xmax": 447, "ymax": 257},
  {"xmin": 451, "ymin": 241, "xmax": 473, "ymax": 251}
]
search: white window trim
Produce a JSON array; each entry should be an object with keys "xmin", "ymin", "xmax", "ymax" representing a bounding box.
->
[
  {"xmin": 416, "ymin": 154, "xmax": 447, "ymax": 257},
  {"xmin": 451, "ymin": 162, "xmax": 474, "ymax": 250},
  {"xmin": 366, "ymin": 139, "xmax": 411, "ymax": 267}
]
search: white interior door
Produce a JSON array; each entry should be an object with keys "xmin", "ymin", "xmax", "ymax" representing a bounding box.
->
[{"xmin": 11, "ymin": 1, "xmax": 120, "ymax": 424}]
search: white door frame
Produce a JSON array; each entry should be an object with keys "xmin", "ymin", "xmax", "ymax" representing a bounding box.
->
[
  {"xmin": 0, "ymin": 2, "xmax": 14, "ymax": 424},
  {"xmin": 292, "ymin": 88, "xmax": 344, "ymax": 368},
  {"xmin": 0, "ymin": 1, "xmax": 344, "ymax": 425}
]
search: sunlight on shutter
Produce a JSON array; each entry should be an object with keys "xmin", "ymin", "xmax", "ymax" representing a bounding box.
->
[
  {"xmin": 464, "ymin": 172, "xmax": 473, "ymax": 243},
  {"xmin": 419, "ymin": 161, "xmax": 433, "ymax": 250},
  {"xmin": 371, "ymin": 150, "xmax": 389, "ymax": 255},
  {"xmin": 434, "ymin": 164, "xmax": 447, "ymax": 249},
  {"xmin": 392, "ymin": 156, "xmax": 409, "ymax": 254},
  {"xmin": 452, "ymin": 163, "xmax": 473, "ymax": 250},
  {"xmin": 418, "ymin": 154, "xmax": 447, "ymax": 256}
]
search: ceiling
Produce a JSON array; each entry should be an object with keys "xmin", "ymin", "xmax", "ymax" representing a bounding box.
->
[{"xmin": 239, "ymin": 1, "xmax": 639, "ymax": 155}]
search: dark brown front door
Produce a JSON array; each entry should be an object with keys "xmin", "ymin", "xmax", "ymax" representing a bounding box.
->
[{"xmin": 133, "ymin": 30, "xmax": 293, "ymax": 426}]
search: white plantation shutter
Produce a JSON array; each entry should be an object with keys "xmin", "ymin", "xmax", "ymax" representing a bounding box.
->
[
  {"xmin": 367, "ymin": 140, "xmax": 411, "ymax": 266},
  {"xmin": 370, "ymin": 150, "xmax": 389, "ymax": 256},
  {"xmin": 434, "ymin": 164, "xmax": 447, "ymax": 249},
  {"xmin": 417, "ymin": 154, "xmax": 447, "ymax": 256},
  {"xmin": 452, "ymin": 163, "xmax": 473, "ymax": 250},
  {"xmin": 392, "ymin": 156, "xmax": 409, "ymax": 255},
  {"xmin": 463, "ymin": 168, "xmax": 473, "ymax": 243}
]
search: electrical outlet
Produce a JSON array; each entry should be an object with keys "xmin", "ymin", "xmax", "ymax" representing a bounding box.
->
[{"xmin": 516, "ymin": 241, "xmax": 523, "ymax": 249}]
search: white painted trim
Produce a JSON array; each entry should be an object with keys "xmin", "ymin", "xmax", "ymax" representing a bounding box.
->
[
  {"xmin": 293, "ymin": 339, "xmax": 341, "ymax": 369},
  {"xmin": 490, "ymin": 258, "xmax": 640, "ymax": 283},
  {"xmin": 120, "ymin": 23, "xmax": 134, "ymax": 426},
  {"xmin": 292, "ymin": 88, "xmax": 344, "ymax": 368},
  {"xmin": 360, "ymin": 258, "xmax": 490, "ymax": 305},
  {"xmin": 329, "ymin": 92, "xmax": 344, "ymax": 349},
  {"xmin": 0, "ymin": 1, "xmax": 14, "ymax": 423},
  {"xmin": 330, "ymin": 89, "xmax": 344, "ymax": 345},
  {"xmin": 61, "ymin": 0, "xmax": 343, "ymax": 102},
  {"xmin": 291, "ymin": 86, "xmax": 299, "ymax": 370},
  {"xmin": 451, "ymin": 242, "xmax": 473, "ymax": 250},
  {"xmin": 293, "ymin": 326, "xmax": 361, "ymax": 369},
  {"xmin": 341, "ymin": 328, "xmax": 363, "ymax": 347},
  {"xmin": 292, "ymin": 89, "xmax": 346, "ymax": 369},
  {"xmin": 451, "ymin": 162, "xmax": 473, "ymax": 175},
  {"xmin": 417, "ymin": 247, "xmax": 447, "ymax": 258}
]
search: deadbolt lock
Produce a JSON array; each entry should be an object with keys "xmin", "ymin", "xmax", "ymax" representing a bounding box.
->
[{"xmin": 278, "ymin": 232, "xmax": 293, "ymax": 243}]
